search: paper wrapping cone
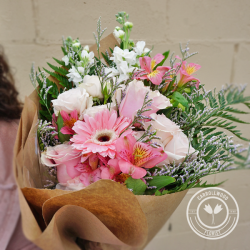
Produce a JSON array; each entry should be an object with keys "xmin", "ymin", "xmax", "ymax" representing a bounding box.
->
[{"xmin": 13, "ymin": 34, "xmax": 188, "ymax": 250}]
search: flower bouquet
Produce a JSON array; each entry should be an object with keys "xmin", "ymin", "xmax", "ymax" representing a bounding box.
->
[{"xmin": 14, "ymin": 11, "xmax": 250, "ymax": 250}]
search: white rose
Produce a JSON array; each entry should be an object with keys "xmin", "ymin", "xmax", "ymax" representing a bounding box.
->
[
  {"xmin": 148, "ymin": 90, "xmax": 172, "ymax": 113},
  {"xmin": 52, "ymin": 87, "xmax": 93, "ymax": 116},
  {"xmin": 82, "ymin": 103, "xmax": 116, "ymax": 119},
  {"xmin": 79, "ymin": 75, "xmax": 103, "ymax": 99},
  {"xmin": 145, "ymin": 113, "xmax": 196, "ymax": 165}
]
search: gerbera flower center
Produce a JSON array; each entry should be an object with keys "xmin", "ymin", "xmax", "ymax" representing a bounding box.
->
[{"xmin": 92, "ymin": 129, "xmax": 117, "ymax": 145}]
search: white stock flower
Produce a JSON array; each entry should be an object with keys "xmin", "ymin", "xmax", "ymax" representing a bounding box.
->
[
  {"xmin": 52, "ymin": 87, "xmax": 93, "ymax": 116},
  {"xmin": 111, "ymin": 47, "xmax": 137, "ymax": 66},
  {"xmin": 62, "ymin": 55, "xmax": 69, "ymax": 66},
  {"xmin": 134, "ymin": 41, "xmax": 146, "ymax": 56},
  {"xmin": 144, "ymin": 114, "xmax": 196, "ymax": 165},
  {"xmin": 77, "ymin": 67, "xmax": 85, "ymax": 74},
  {"xmin": 79, "ymin": 75, "xmax": 103, "ymax": 99},
  {"xmin": 105, "ymin": 67, "xmax": 119, "ymax": 78},
  {"xmin": 84, "ymin": 45, "xmax": 89, "ymax": 52},
  {"xmin": 81, "ymin": 50, "xmax": 95, "ymax": 64},
  {"xmin": 116, "ymin": 61, "xmax": 135, "ymax": 82},
  {"xmin": 66, "ymin": 66, "xmax": 83, "ymax": 87},
  {"xmin": 113, "ymin": 29, "xmax": 125, "ymax": 39}
]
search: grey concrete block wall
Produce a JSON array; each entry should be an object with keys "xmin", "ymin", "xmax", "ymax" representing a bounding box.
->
[{"xmin": 1, "ymin": 1, "xmax": 249, "ymax": 249}]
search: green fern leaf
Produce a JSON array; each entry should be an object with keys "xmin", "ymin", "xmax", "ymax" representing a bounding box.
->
[{"xmin": 47, "ymin": 62, "xmax": 68, "ymax": 76}]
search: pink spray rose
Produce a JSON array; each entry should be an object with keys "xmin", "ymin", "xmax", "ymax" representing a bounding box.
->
[
  {"xmin": 144, "ymin": 114, "xmax": 196, "ymax": 164},
  {"xmin": 41, "ymin": 143, "xmax": 81, "ymax": 183},
  {"xmin": 119, "ymin": 80, "xmax": 171, "ymax": 121}
]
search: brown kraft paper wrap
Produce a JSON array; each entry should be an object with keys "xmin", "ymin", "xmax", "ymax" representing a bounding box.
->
[{"xmin": 13, "ymin": 34, "xmax": 188, "ymax": 250}]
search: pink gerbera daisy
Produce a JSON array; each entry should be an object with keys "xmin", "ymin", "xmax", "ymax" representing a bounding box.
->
[{"xmin": 71, "ymin": 109, "xmax": 132, "ymax": 158}]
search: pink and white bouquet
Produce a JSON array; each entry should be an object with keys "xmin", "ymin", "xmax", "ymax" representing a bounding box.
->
[{"xmin": 30, "ymin": 11, "xmax": 250, "ymax": 196}]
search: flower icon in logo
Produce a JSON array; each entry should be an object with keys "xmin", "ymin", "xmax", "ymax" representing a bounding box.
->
[{"xmin": 204, "ymin": 204, "xmax": 223, "ymax": 225}]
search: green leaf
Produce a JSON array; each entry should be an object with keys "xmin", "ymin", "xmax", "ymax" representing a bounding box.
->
[
  {"xmin": 61, "ymin": 46, "xmax": 67, "ymax": 56},
  {"xmin": 43, "ymin": 68, "xmax": 71, "ymax": 89},
  {"xmin": 154, "ymin": 50, "xmax": 170, "ymax": 69},
  {"xmin": 39, "ymin": 110, "xmax": 51, "ymax": 121},
  {"xmin": 57, "ymin": 112, "xmax": 71, "ymax": 143},
  {"xmin": 155, "ymin": 190, "xmax": 162, "ymax": 196},
  {"xmin": 53, "ymin": 57, "xmax": 67, "ymax": 67},
  {"xmin": 193, "ymin": 180, "xmax": 227, "ymax": 188},
  {"xmin": 47, "ymin": 62, "xmax": 68, "ymax": 76},
  {"xmin": 171, "ymin": 92, "xmax": 189, "ymax": 108},
  {"xmin": 145, "ymin": 176, "xmax": 176, "ymax": 195},
  {"xmin": 125, "ymin": 177, "xmax": 147, "ymax": 195},
  {"xmin": 224, "ymin": 106, "xmax": 249, "ymax": 114}
]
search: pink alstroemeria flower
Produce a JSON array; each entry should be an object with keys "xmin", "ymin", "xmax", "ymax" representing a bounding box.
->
[
  {"xmin": 75, "ymin": 162, "xmax": 101, "ymax": 187},
  {"xmin": 115, "ymin": 135, "xmax": 168, "ymax": 179},
  {"xmin": 177, "ymin": 60, "xmax": 201, "ymax": 88},
  {"xmin": 60, "ymin": 110, "xmax": 78, "ymax": 135},
  {"xmin": 100, "ymin": 158, "xmax": 121, "ymax": 180},
  {"xmin": 136, "ymin": 54, "xmax": 171, "ymax": 85}
]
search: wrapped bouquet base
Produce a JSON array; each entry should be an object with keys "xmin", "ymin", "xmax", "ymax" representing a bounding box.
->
[{"xmin": 13, "ymin": 52, "xmax": 188, "ymax": 250}]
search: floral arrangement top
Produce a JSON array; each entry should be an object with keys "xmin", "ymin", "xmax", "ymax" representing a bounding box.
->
[{"xmin": 31, "ymin": 12, "xmax": 250, "ymax": 195}]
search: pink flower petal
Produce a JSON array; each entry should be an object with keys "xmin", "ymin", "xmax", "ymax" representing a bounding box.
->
[
  {"xmin": 152, "ymin": 54, "xmax": 165, "ymax": 68},
  {"xmin": 116, "ymin": 135, "xmax": 136, "ymax": 162},
  {"xmin": 61, "ymin": 126, "xmax": 74, "ymax": 135},
  {"xmin": 89, "ymin": 153, "xmax": 99, "ymax": 170},
  {"xmin": 66, "ymin": 157, "xmax": 81, "ymax": 179},
  {"xmin": 57, "ymin": 164, "xmax": 73, "ymax": 183},
  {"xmin": 71, "ymin": 110, "xmax": 78, "ymax": 120},
  {"xmin": 139, "ymin": 56, "xmax": 151, "ymax": 73},
  {"xmin": 108, "ymin": 158, "xmax": 121, "ymax": 175},
  {"xmin": 60, "ymin": 110, "xmax": 70, "ymax": 121},
  {"xmin": 131, "ymin": 167, "xmax": 147, "ymax": 179},
  {"xmin": 147, "ymin": 70, "xmax": 165, "ymax": 85},
  {"xmin": 142, "ymin": 147, "xmax": 168, "ymax": 169},
  {"xmin": 119, "ymin": 159, "xmax": 135, "ymax": 175}
]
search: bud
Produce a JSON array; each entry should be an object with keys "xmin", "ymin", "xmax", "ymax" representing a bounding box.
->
[
  {"xmin": 118, "ymin": 11, "xmax": 126, "ymax": 17},
  {"xmin": 124, "ymin": 21, "xmax": 133, "ymax": 29},
  {"xmin": 116, "ymin": 17, "xmax": 123, "ymax": 24},
  {"xmin": 115, "ymin": 26, "xmax": 121, "ymax": 31},
  {"xmin": 66, "ymin": 36, "xmax": 73, "ymax": 42},
  {"xmin": 72, "ymin": 39, "xmax": 81, "ymax": 48},
  {"xmin": 128, "ymin": 39, "xmax": 135, "ymax": 47}
]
